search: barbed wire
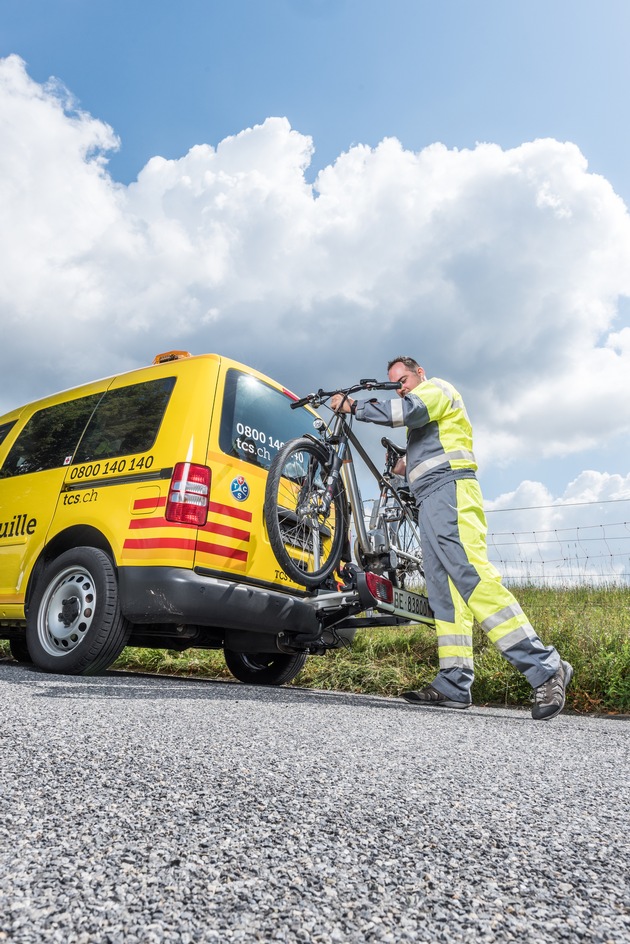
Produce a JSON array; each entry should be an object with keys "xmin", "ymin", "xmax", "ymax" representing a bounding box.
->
[
  {"xmin": 362, "ymin": 491, "xmax": 630, "ymax": 586},
  {"xmin": 486, "ymin": 496, "xmax": 630, "ymax": 513},
  {"xmin": 485, "ymin": 506, "xmax": 630, "ymax": 586}
]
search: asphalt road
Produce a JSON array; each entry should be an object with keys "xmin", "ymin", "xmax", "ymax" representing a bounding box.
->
[{"xmin": 0, "ymin": 661, "xmax": 628, "ymax": 944}]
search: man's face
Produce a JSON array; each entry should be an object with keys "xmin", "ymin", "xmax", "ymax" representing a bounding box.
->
[{"xmin": 388, "ymin": 361, "xmax": 424, "ymax": 396}]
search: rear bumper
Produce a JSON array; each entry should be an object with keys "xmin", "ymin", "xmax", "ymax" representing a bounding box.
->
[
  {"xmin": 118, "ymin": 565, "xmax": 323, "ymax": 637},
  {"xmin": 117, "ymin": 566, "xmax": 433, "ymax": 647}
]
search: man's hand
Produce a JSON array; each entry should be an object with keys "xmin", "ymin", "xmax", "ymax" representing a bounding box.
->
[
  {"xmin": 392, "ymin": 457, "xmax": 406, "ymax": 477},
  {"xmin": 330, "ymin": 394, "xmax": 354, "ymax": 413}
]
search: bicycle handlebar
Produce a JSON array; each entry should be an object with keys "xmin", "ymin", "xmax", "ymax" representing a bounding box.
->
[{"xmin": 289, "ymin": 379, "xmax": 402, "ymax": 410}]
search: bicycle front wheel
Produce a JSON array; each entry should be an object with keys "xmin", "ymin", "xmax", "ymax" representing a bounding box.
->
[{"xmin": 264, "ymin": 438, "xmax": 347, "ymax": 588}]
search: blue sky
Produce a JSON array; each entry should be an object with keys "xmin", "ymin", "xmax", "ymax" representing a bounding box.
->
[
  {"xmin": 5, "ymin": 0, "xmax": 630, "ymax": 198},
  {"xmin": 2, "ymin": 0, "xmax": 630, "ymax": 580}
]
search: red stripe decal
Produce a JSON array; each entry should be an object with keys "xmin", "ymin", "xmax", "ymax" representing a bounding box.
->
[
  {"xmin": 124, "ymin": 536, "xmax": 249, "ymax": 562},
  {"xmin": 209, "ymin": 501, "xmax": 253, "ymax": 522},
  {"xmin": 133, "ymin": 496, "xmax": 168, "ymax": 511},
  {"xmin": 199, "ymin": 521, "xmax": 250, "ymax": 541},
  {"xmin": 129, "ymin": 517, "xmax": 195, "ymax": 531},
  {"xmin": 123, "ymin": 537, "xmax": 197, "ymax": 551},
  {"xmin": 128, "ymin": 518, "xmax": 250, "ymax": 542},
  {"xmin": 195, "ymin": 540, "xmax": 248, "ymax": 562},
  {"xmin": 131, "ymin": 498, "xmax": 252, "ymax": 522}
]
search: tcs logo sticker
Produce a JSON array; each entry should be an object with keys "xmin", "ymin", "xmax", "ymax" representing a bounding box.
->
[{"xmin": 230, "ymin": 475, "xmax": 250, "ymax": 502}]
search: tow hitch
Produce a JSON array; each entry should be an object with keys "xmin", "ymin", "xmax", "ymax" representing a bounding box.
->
[{"xmin": 275, "ymin": 570, "xmax": 433, "ymax": 654}]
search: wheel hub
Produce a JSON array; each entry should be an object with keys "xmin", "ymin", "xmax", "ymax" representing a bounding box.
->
[
  {"xmin": 59, "ymin": 596, "xmax": 80, "ymax": 627},
  {"xmin": 38, "ymin": 567, "xmax": 96, "ymax": 654}
]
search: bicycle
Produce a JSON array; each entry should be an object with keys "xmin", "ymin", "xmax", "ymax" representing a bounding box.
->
[{"xmin": 264, "ymin": 379, "xmax": 425, "ymax": 594}]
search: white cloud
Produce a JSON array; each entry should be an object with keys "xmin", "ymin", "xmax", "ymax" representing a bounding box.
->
[
  {"xmin": 485, "ymin": 472, "xmax": 630, "ymax": 584},
  {"xmin": 1, "ymin": 55, "xmax": 630, "ymax": 497}
]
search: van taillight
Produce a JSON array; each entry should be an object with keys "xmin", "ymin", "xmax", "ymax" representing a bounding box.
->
[
  {"xmin": 166, "ymin": 463, "xmax": 211, "ymax": 527},
  {"xmin": 365, "ymin": 572, "xmax": 394, "ymax": 604}
]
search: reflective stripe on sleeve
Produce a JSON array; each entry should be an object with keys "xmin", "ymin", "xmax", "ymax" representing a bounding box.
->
[{"xmin": 391, "ymin": 399, "xmax": 405, "ymax": 427}]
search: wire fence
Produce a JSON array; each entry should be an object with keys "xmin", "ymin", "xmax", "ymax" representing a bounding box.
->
[{"xmin": 485, "ymin": 497, "xmax": 630, "ymax": 587}]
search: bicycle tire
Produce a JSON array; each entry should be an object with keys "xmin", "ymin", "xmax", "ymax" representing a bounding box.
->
[
  {"xmin": 390, "ymin": 504, "xmax": 425, "ymax": 593},
  {"xmin": 264, "ymin": 438, "xmax": 347, "ymax": 588},
  {"xmin": 370, "ymin": 488, "xmax": 425, "ymax": 593}
]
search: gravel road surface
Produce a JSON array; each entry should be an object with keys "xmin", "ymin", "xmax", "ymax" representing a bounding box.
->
[{"xmin": 0, "ymin": 661, "xmax": 628, "ymax": 944}]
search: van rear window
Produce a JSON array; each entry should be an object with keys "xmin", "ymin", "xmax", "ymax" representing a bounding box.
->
[{"xmin": 219, "ymin": 369, "xmax": 314, "ymax": 470}]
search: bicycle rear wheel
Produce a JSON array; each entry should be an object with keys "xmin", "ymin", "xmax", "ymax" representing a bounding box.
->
[
  {"xmin": 264, "ymin": 438, "xmax": 347, "ymax": 588},
  {"xmin": 390, "ymin": 505, "xmax": 425, "ymax": 592},
  {"xmin": 371, "ymin": 488, "xmax": 424, "ymax": 593}
]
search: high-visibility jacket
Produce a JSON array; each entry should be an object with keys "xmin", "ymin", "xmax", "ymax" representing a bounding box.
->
[{"xmin": 355, "ymin": 377, "xmax": 477, "ymax": 502}]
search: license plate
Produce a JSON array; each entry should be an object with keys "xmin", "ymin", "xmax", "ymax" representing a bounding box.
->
[{"xmin": 391, "ymin": 587, "xmax": 433, "ymax": 622}]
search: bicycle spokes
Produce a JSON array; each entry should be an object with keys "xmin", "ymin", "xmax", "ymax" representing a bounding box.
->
[{"xmin": 265, "ymin": 439, "xmax": 347, "ymax": 587}]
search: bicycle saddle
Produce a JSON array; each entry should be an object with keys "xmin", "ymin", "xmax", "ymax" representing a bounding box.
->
[{"xmin": 381, "ymin": 436, "xmax": 406, "ymax": 457}]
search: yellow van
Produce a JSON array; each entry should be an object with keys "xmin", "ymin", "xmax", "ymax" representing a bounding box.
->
[{"xmin": 0, "ymin": 352, "xmax": 384, "ymax": 683}]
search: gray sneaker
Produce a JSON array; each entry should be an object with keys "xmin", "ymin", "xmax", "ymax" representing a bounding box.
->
[
  {"xmin": 531, "ymin": 660, "xmax": 573, "ymax": 721},
  {"xmin": 402, "ymin": 685, "xmax": 472, "ymax": 709}
]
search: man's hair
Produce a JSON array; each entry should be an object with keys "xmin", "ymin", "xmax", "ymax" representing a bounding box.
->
[{"xmin": 387, "ymin": 355, "xmax": 421, "ymax": 372}]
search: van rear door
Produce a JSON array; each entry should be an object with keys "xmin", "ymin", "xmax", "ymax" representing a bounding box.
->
[{"xmin": 200, "ymin": 363, "xmax": 317, "ymax": 588}]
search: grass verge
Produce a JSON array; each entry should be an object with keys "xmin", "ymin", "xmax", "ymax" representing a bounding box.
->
[{"xmin": 2, "ymin": 586, "xmax": 628, "ymax": 713}]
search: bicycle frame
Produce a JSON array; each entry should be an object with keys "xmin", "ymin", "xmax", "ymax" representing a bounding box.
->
[
  {"xmin": 262, "ymin": 376, "xmax": 425, "ymax": 595},
  {"xmin": 313, "ymin": 410, "xmax": 420, "ymax": 573},
  {"xmin": 262, "ymin": 383, "xmax": 433, "ymax": 650}
]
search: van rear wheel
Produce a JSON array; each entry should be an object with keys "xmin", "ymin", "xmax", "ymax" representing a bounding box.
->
[
  {"xmin": 224, "ymin": 649, "xmax": 307, "ymax": 686},
  {"xmin": 26, "ymin": 547, "xmax": 132, "ymax": 675}
]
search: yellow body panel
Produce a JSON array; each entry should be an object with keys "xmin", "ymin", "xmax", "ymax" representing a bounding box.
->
[{"xmin": 0, "ymin": 353, "xmax": 307, "ymax": 622}]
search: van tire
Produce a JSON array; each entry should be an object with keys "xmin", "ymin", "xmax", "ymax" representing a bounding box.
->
[
  {"xmin": 26, "ymin": 547, "xmax": 132, "ymax": 675},
  {"xmin": 224, "ymin": 649, "xmax": 307, "ymax": 686},
  {"xmin": 9, "ymin": 637, "xmax": 32, "ymax": 663}
]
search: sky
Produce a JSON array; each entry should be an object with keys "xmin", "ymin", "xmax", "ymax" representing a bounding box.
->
[{"xmin": 2, "ymin": 0, "xmax": 630, "ymax": 581}]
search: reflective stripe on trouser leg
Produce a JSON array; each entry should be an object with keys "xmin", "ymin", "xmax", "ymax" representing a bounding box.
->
[
  {"xmin": 420, "ymin": 510, "xmax": 475, "ymax": 701},
  {"xmin": 436, "ymin": 577, "xmax": 475, "ymax": 697},
  {"xmin": 422, "ymin": 479, "xmax": 560, "ymax": 689}
]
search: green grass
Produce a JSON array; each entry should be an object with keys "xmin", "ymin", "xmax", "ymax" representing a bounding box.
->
[{"xmin": 2, "ymin": 586, "xmax": 629, "ymax": 713}]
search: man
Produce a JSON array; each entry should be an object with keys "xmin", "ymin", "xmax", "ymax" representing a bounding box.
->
[{"xmin": 330, "ymin": 356, "xmax": 572, "ymax": 721}]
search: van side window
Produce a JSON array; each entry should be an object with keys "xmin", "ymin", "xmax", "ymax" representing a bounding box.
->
[
  {"xmin": 0, "ymin": 421, "xmax": 17, "ymax": 448},
  {"xmin": 219, "ymin": 369, "xmax": 313, "ymax": 470},
  {"xmin": 73, "ymin": 377, "xmax": 176, "ymax": 463},
  {"xmin": 0, "ymin": 395, "xmax": 102, "ymax": 478}
]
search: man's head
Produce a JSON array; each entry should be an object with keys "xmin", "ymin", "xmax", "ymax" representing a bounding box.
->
[{"xmin": 387, "ymin": 356, "xmax": 426, "ymax": 395}]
